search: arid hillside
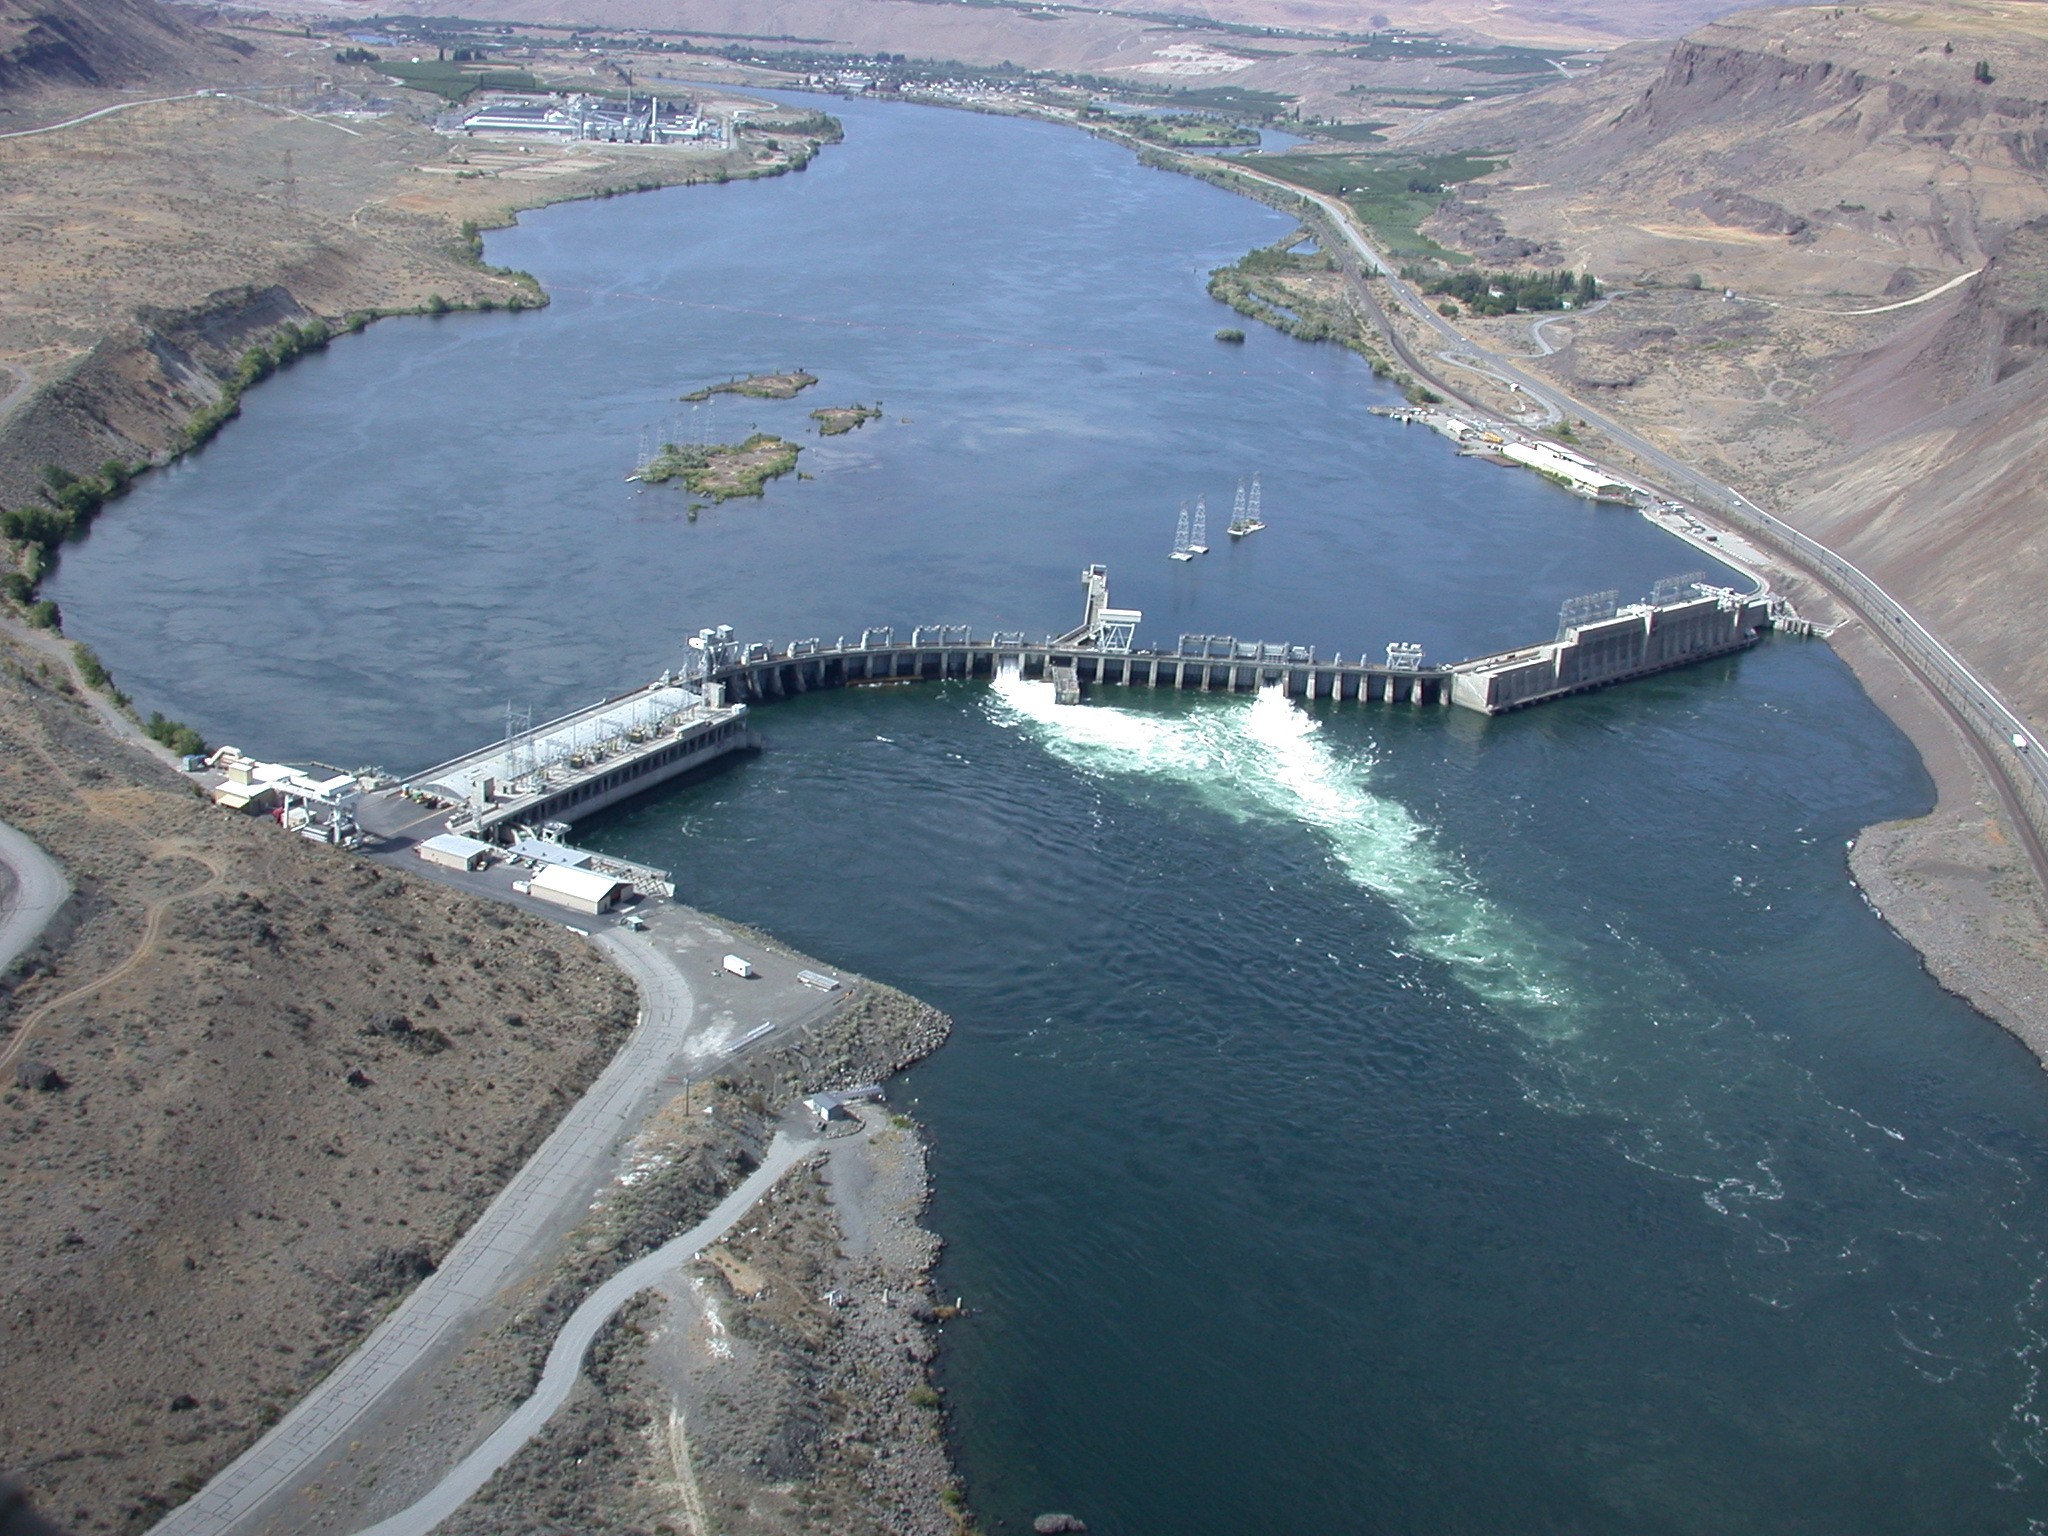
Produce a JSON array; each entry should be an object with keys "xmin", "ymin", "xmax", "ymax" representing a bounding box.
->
[
  {"xmin": 0, "ymin": 0, "xmax": 245, "ymax": 95},
  {"xmin": 1100, "ymin": 0, "xmax": 1790, "ymax": 46},
  {"xmin": 1396, "ymin": 0, "xmax": 2048, "ymax": 729},
  {"xmin": 449, "ymin": 0, "xmax": 1792, "ymax": 53},
  {"xmin": 0, "ymin": 626, "xmax": 640, "ymax": 1534}
]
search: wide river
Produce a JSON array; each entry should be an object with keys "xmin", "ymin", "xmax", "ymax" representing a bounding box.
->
[{"xmin": 52, "ymin": 94, "xmax": 2048, "ymax": 1532}]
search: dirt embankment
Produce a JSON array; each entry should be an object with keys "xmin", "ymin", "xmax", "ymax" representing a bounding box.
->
[{"xmin": 0, "ymin": 629, "xmax": 651, "ymax": 1535}]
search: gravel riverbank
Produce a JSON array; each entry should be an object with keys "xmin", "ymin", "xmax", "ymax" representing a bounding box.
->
[{"xmin": 436, "ymin": 992, "xmax": 960, "ymax": 1536}]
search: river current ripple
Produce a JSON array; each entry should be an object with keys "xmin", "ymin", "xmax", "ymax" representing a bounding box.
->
[{"xmin": 47, "ymin": 90, "xmax": 2048, "ymax": 1533}]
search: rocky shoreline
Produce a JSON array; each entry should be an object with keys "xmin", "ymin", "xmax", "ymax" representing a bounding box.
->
[{"xmin": 437, "ymin": 982, "xmax": 962, "ymax": 1536}]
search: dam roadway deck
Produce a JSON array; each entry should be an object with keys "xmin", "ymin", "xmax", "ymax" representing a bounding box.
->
[
  {"xmin": 714, "ymin": 634, "xmax": 1455, "ymax": 707},
  {"xmin": 398, "ymin": 568, "xmax": 1781, "ymax": 840}
]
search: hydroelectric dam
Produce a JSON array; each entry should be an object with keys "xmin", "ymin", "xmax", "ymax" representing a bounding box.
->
[{"xmin": 386, "ymin": 566, "xmax": 1781, "ymax": 844}]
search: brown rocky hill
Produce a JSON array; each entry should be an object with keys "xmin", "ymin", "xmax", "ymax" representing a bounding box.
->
[
  {"xmin": 1393, "ymin": 0, "xmax": 2048, "ymax": 729},
  {"xmin": 0, "ymin": 630, "xmax": 640, "ymax": 1534},
  {"xmin": 1792, "ymin": 217, "xmax": 2048, "ymax": 713},
  {"xmin": 1414, "ymin": 2, "xmax": 2048, "ymax": 289},
  {"xmin": 0, "ymin": 0, "xmax": 246, "ymax": 95}
]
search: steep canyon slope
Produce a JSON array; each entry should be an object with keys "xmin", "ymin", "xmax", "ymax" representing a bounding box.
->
[{"xmin": 1404, "ymin": 1, "xmax": 2048, "ymax": 729}]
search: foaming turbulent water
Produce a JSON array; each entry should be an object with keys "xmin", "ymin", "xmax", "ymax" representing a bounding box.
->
[
  {"xmin": 36, "ymin": 82, "xmax": 2048, "ymax": 1532},
  {"xmin": 576, "ymin": 668, "xmax": 2048, "ymax": 1530},
  {"xmin": 981, "ymin": 677, "xmax": 2048, "ymax": 1478},
  {"xmin": 986, "ymin": 673, "xmax": 1576, "ymax": 1030}
]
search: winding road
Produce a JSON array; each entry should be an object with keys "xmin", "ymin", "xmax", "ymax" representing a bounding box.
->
[
  {"xmin": 147, "ymin": 927, "xmax": 705, "ymax": 1536},
  {"xmin": 0, "ymin": 819, "xmax": 66, "ymax": 977},
  {"xmin": 351, "ymin": 1127, "xmax": 824, "ymax": 1536}
]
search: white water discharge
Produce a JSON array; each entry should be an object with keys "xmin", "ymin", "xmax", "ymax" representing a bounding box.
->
[
  {"xmin": 982, "ymin": 674, "xmax": 2048, "ymax": 1464},
  {"xmin": 986, "ymin": 672, "xmax": 1579, "ymax": 1034}
]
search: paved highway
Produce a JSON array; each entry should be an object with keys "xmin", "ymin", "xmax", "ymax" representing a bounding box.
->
[
  {"xmin": 351, "ymin": 1126, "xmax": 827, "ymax": 1536},
  {"xmin": 1216, "ymin": 153, "xmax": 2048, "ymax": 885}
]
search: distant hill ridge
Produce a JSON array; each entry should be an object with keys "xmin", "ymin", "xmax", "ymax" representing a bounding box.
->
[
  {"xmin": 0, "ymin": 0, "xmax": 246, "ymax": 94},
  {"xmin": 1398, "ymin": 0, "xmax": 2048, "ymax": 724}
]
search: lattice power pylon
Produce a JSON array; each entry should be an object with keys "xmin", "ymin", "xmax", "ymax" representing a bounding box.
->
[{"xmin": 1557, "ymin": 589, "xmax": 1621, "ymax": 638}]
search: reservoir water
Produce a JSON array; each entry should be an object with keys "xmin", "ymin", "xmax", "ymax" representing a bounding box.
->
[{"xmin": 50, "ymin": 95, "xmax": 2048, "ymax": 1532}]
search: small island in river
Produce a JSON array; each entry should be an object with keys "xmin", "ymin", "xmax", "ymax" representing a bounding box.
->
[
  {"xmin": 682, "ymin": 370, "xmax": 818, "ymax": 402},
  {"xmin": 632, "ymin": 434, "xmax": 801, "ymax": 500},
  {"xmin": 811, "ymin": 403, "xmax": 883, "ymax": 436}
]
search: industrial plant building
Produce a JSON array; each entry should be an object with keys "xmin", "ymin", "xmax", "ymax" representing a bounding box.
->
[{"xmin": 456, "ymin": 93, "xmax": 713, "ymax": 144}]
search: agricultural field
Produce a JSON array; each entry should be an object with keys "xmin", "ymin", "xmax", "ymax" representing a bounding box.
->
[{"xmin": 1248, "ymin": 150, "xmax": 1502, "ymax": 263}]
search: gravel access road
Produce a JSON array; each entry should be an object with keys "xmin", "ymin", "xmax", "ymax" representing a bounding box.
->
[
  {"xmin": 0, "ymin": 817, "xmax": 67, "ymax": 976},
  {"xmin": 350, "ymin": 1126, "xmax": 828, "ymax": 1536},
  {"xmin": 147, "ymin": 925, "xmax": 702, "ymax": 1536}
]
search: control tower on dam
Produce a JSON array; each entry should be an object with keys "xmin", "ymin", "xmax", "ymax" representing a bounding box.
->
[{"xmin": 395, "ymin": 566, "xmax": 1788, "ymax": 843}]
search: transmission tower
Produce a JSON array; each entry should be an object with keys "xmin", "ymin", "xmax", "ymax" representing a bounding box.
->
[
  {"xmin": 1189, "ymin": 493, "xmax": 1208, "ymax": 554},
  {"xmin": 1649, "ymin": 571, "xmax": 1707, "ymax": 606},
  {"xmin": 1557, "ymin": 590, "xmax": 1621, "ymax": 638}
]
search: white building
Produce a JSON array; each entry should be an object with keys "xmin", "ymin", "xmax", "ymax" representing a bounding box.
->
[
  {"xmin": 526, "ymin": 864, "xmax": 628, "ymax": 915},
  {"xmin": 416, "ymin": 832, "xmax": 494, "ymax": 871},
  {"xmin": 1499, "ymin": 440, "xmax": 1643, "ymax": 502}
]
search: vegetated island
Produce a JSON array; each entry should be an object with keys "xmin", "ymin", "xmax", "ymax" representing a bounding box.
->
[
  {"xmin": 681, "ymin": 370, "xmax": 817, "ymax": 402},
  {"xmin": 633, "ymin": 434, "xmax": 801, "ymax": 499},
  {"xmin": 811, "ymin": 403, "xmax": 883, "ymax": 436},
  {"xmin": 1085, "ymin": 107, "xmax": 1259, "ymax": 148}
]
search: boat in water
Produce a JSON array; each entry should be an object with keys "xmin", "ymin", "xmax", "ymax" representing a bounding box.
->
[{"xmin": 1228, "ymin": 473, "xmax": 1266, "ymax": 538}]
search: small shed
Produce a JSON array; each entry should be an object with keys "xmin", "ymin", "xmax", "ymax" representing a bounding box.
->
[
  {"xmin": 417, "ymin": 832, "xmax": 495, "ymax": 872},
  {"xmin": 527, "ymin": 863, "xmax": 628, "ymax": 916},
  {"xmin": 803, "ymin": 1084, "xmax": 885, "ymax": 1129}
]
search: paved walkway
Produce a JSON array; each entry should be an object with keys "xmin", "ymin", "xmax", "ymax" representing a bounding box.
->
[
  {"xmin": 352, "ymin": 1129, "xmax": 825, "ymax": 1536},
  {"xmin": 0, "ymin": 817, "xmax": 67, "ymax": 975},
  {"xmin": 149, "ymin": 929, "xmax": 698, "ymax": 1536}
]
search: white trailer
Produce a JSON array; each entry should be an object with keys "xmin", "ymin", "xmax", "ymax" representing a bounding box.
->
[{"xmin": 721, "ymin": 954, "xmax": 756, "ymax": 979}]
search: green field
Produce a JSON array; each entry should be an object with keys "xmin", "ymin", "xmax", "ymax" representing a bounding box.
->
[
  {"xmin": 377, "ymin": 60, "xmax": 544, "ymax": 102},
  {"xmin": 1249, "ymin": 150, "xmax": 1501, "ymax": 264},
  {"xmin": 1129, "ymin": 84, "xmax": 1293, "ymax": 120},
  {"xmin": 1115, "ymin": 112, "xmax": 1260, "ymax": 148},
  {"xmin": 1304, "ymin": 121, "xmax": 1391, "ymax": 143}
]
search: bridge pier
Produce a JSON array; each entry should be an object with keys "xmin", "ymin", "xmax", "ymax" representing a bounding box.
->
[{"xmin": 701, "ymin": 629, "xmax": 1466, "ymax": 718}]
